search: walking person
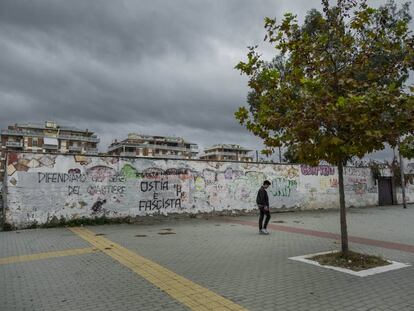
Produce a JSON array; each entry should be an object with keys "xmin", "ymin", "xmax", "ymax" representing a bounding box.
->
[{"xmin": 257, "ymin": 180, "xmax": 271, "ymax": 235}]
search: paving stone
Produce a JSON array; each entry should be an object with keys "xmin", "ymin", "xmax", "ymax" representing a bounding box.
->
[
  {"xmin": 0, "ymin": 252, "xmax": 188, "ymax": 311},
  {"xmin": 1, "ymin": 205, "xmax": 414, "ymax": 310}
]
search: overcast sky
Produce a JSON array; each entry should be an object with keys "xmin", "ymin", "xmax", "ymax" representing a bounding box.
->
[{"xmin": 0, "ymin": 0, "xmax": 412, "ymax": 161}]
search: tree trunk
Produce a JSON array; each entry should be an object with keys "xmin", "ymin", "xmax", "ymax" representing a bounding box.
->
[{"xmin": 337, "ymin": 161, "xmax": 349, "ymax": 255}]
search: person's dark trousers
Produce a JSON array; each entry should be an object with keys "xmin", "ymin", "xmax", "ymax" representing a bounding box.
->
[{"xmin": 258, "ymin": 205, "xmax": 271, "ymax": 230}]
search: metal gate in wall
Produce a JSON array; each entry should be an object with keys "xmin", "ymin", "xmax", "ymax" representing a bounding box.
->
[{"xmin": 378, "ymin": 177, "xmax": 393, "ymax": 206}]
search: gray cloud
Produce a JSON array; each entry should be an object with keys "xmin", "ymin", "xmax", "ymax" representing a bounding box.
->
[{"xmin": 0, "ymin": 0, "xmax": 412, "ymax": 157}]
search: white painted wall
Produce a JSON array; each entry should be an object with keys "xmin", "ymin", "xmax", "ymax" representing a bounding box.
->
[{"xmin": 3, "ymin": 152, "xmax": 408, "ymax": 229}]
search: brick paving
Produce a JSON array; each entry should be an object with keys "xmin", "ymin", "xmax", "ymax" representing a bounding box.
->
[{"xmin": 1, "ymin": 205, "xmax": 414, "ymax": 311}]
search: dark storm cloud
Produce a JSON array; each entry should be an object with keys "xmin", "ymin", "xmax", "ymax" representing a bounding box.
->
[{"xmin": 0, "ymin": 0, "xmax": 412, "ymax": 153}]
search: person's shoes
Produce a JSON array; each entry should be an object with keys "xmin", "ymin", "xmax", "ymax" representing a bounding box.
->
[
  {"xmin": 262, "ymin": 229, "xmax": 269, "ymax": 235},
  {"xmin": 259, "ymin": 229, "xmax": 266, "ymax": 234}
]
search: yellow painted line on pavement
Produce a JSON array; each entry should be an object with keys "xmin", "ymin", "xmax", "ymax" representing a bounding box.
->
[
  {"xmin": 70, "ymin": 227, "xmax": 247, "ymax": 311},
  {"xmin": 0, "ymin": 247, "xmax": 97, "ymax": 265}
]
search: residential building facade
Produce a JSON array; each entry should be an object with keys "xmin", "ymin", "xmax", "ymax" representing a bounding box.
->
[
  {"xmin": 199, "ymin": 144, "xmax": 253, "ymax": 162},
  {"xmin": 0, "ymin": 121, "xmax": 99, "ymax": 179},
  {"xmin": 107, "ymin": 133, "xmax": 199, "ymax": 159}
]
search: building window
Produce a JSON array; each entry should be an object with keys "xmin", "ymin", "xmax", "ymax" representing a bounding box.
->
[{"xmin": 33, "ymin": 138, "xmax": 38, "ymax": 147}]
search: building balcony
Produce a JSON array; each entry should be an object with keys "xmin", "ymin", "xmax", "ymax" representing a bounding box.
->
[
  {"xmin": 120, "ymin": 152, "xmax": 138, "ymax": 157},
  {"xmin": 59, "ymin": 134, "xmax": 100, "ymax": 143},
  {"xmin": 201, "ymin": 151, "xmax": 244, "ymax": 157},
  {"xmin": 1, "ymin": 129, "xmax": 99, "ymax": 143},
  {"xmin": 43, "ymin": 145, "xmax": 59, "ymax": 150},
  {"xmin": 68, "ymin": 146, "xmax": 82, "ymax": 152},
  {"xmin": 5, "ymin": 141, "xmax": 23, "ymax": 148},
  {"xmin": 199, "ymin": 153, "xmax": 253, "ymax": 162},
  {"xmin": 85, "ymin": 148, "xmax": 99, "ymax": 155},
  {"xmin": 1, "ymin": 129, "xmax": 26, "ymax": 136},
  {"xmin": 2, "ymin": 129, "xmax": 46, "ymax": 138},
  {"xmin": 240, "ymin": 158, "xmax": 253, "ymax": 162},
  {"xmin": 108, "ymin": 145, "xmax": 120, "ymax": 152},
  {"xmin": 108, "ymin": 143, "xmax": 192, "ymax": 153},
  {"xmin": 151, "ymin": 154, "xmax": 189, "ymax": 159},
  {"xmin": 116, "ymin": 152, "xmax": 189, "ymax": 159}
]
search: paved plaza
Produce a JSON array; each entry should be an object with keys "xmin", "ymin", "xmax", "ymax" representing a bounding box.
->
[{"xmin": 1, "ymin": 205, "xmax": 414, "ymax": 311}]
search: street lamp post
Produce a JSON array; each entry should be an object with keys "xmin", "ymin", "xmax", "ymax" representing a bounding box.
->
[{"xmin": 398, "ymin": 141, "xmax": 407, "ymax": 209}]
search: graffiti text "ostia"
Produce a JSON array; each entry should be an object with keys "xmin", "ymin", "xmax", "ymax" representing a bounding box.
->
[{"xmin": 140, "ymin": 180, "xmax": 169, "ymax": 192}]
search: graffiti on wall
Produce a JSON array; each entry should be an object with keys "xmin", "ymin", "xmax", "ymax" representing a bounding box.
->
[
  {"xmin": 319, "ymin": 177, "xmax": 339, "ymax": 193},
  {"xmin": 406, "ymin": 162, "xmax": 414, "ymax": 174},
  {"xmin": 269, "ymin": 177, "xmax": 298, "ymax": 197},
  {"xmin": 138, "ymin": 180, "xmax": 182, "ymax": 211},
  {"xmin": 4, "ymin": 153, "xmax": 391, "ymax": 228},
  {"xmin": 301, "ymin": 165, "xmax": 335, "ymax": 176},
  {"xmin": 344, "ymin": 168, "xmax": 377, "ymax": 195}
]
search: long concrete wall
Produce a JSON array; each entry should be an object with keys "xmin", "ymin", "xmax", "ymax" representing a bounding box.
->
[{"xmin": 3, "ymin": 152, "xmax": 408, "ymax": 229}]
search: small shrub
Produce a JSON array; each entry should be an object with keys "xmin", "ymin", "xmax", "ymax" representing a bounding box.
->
[{"xmin": 2, "ymin": 222, "xmax": 14, "ymax": 231}]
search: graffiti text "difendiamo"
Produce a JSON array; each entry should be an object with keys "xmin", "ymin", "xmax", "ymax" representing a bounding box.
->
[{"xmin": 38, "ymin": 172, "xmax": 87, "ymax": 183}]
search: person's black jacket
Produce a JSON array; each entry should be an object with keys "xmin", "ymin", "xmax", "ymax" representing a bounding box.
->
[{"xmin": 256, "ymin": 186, "xmax": 269, "ymax": 207}]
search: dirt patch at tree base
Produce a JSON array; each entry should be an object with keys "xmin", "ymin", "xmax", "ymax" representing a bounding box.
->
[{"xmin": 310, "ymin": 251, "xmax": 391, "ymax": 271}]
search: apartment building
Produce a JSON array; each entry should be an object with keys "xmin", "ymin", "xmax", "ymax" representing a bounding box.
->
[
  {"xmin": 199, "ymin": 144, "xmax": 253, "ymax": 162},
  {"xmin": 0, "ymin": 121, "xmax": 100, "ymax": 179},
  {"xmin": 107, "ymin": 133, "xmax": 199, "ymax": 159}
]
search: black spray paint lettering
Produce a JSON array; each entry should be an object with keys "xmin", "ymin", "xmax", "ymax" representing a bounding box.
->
[
  {"xmin": 141, "ymin": 168, "xmax": 189, "ymax": 179},
  {"xmin": 138, "ymin": 198, "xmax": 181, "ymax": 211},
  {"xmin": 87, "ymin": 185, "xmax": 126, "ymax": 195},
  {"xmin": 91, "ymin": 199, "xmax": 107, "ymax": 214},
  {"xmin": 140, "ymin": 180, "xmax": 169, "ymax": 192},
  {"xmin": 174, "ymin": 184, "xmax": 182, "ymax": 196},
  {"xmin": 38, "ymin": 172, "xmax": 87, "ymax": 183},
  {"xmin": 108, "ymin": 173, "xmax": 126, "ymax": 183},
  {"xmin": 68, "ymin": 186, "xmax": 80, "ymax": 196}
]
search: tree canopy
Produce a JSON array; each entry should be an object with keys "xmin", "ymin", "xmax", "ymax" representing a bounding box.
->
[
  {"xmin": 236, "ymin": 0, "xmax": 414, "ymax": 166},
  {"xmin": 235, "ymin": 0, "xmax": 414, "ymax": 254}
]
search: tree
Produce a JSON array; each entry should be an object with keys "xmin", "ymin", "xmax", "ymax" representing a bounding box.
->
[
  {"xmin": 235, "ymin": 0, "xmax": 414, "ymax": 255},
  {"xmin": 399, "ymin": 135, "xmax": 414, "ymax": 159},
  {"xmin": 283, "ymin": 145, "xmax": 300, "ymax": 163}
]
